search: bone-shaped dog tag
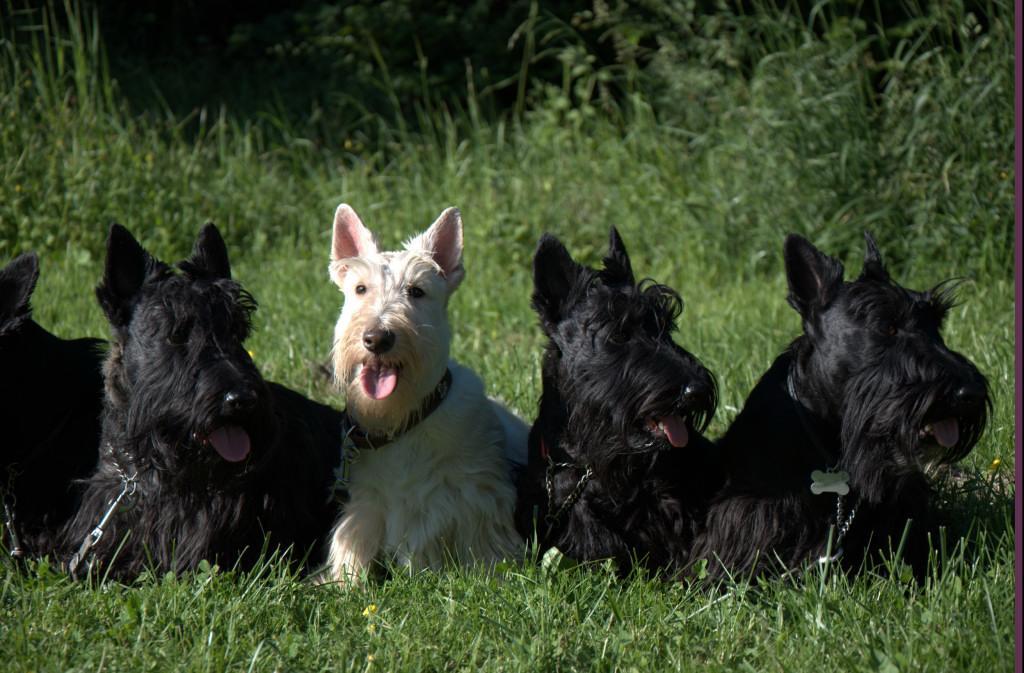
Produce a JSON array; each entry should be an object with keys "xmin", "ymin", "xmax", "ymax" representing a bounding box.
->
[{"xmin": 810, "ymin": 469, "xmax": 850, "ymax": 496}]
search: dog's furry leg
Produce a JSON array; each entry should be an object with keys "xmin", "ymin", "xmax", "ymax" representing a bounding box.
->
[
  {"xmin": 449, "ymin": 507, "xmax": 524, "ymax": 569},
  {"xmin": 326, "ymin": 507, "xmax": 384, "ymax": 585}
]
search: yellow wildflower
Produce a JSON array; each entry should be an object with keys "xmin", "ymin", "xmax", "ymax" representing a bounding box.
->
[{"xmin": 362, "ymin": 604, "xmax": 378, "ymax": 617}]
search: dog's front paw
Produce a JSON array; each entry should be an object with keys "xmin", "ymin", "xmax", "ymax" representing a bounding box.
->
[
  {"xmin": 315, "ymin": 562, "xmax": 367, "ymax": 587},
  {"xmin": 324, "ymin": 518, "xmax": 381, "ymax": 587}
]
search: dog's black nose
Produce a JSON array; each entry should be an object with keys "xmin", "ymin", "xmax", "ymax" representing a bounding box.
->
[
  {"xmin": 682, "ymin": 383, "xmax": 709, "ymax": 406},
  {"xmin": 952, "ymin": 384, "xmax": 986, "ymax": 408},
  {"xmin": 223, "ymin": 389, "xmax": 258, "ymax": 414},
  {"xmin": 363, "ymin": 328, "xmax": 395, "ymax": 354}
]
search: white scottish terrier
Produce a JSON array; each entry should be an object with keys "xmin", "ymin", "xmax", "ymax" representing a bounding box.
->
[{"xmin": 324, "ymin": 203, "xmax": 526, "ymax": 583}]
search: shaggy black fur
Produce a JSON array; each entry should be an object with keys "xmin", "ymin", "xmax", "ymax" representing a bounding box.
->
[
  {"xmin": 59, "ymin": 224, "xmax": 342, "ymax": 580},
  {"xmin": 514, "ymin": 228, "xmax": 722, "ymax": 576},
  {"xmin": 1, "ymin": 253, "xmax": 104, "ymax": 559},
  {"xmin": 691, "ymin": 232, "xmax": 989, "ymax": 581}
]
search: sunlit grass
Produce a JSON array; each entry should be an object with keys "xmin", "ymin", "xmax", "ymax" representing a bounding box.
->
[{"xmin": 0, "ymin": 1, "xmax": 1015, "ymax": 671}]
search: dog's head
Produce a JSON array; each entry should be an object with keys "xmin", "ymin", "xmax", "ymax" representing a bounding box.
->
[
  {"xmin": 784, "ymin": 232, "xmax": 989, "ymax": 498},
  {"xmin": 532, "ymin": 228, "xmax": 716, "ymax": 473},
  {"xmin": 96, "ymin": 223, "xmax": 274, "ymax": 477},
  {"xmin": 328, "ymin": 204, "xmax": 461, "ymax": 435},
  {"xmin": 0, "ymin": 252, "xmax": 39, "ymax": 339},
  {"xmin": 1, "ymin": 252, "xmax": 42, "ymax": 455}
]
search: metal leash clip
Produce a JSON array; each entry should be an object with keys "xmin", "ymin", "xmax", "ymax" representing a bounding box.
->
[
  {"xmin": 68, "ymin": 468, "xmax": 137, "ymax": 576},
  {"xmin": 3, "ymin": 492, "xmax": 24, "ymax": 559},
  {"xmin": 816, "ymin": 494, "xmax": 857, "ymax": 566}
]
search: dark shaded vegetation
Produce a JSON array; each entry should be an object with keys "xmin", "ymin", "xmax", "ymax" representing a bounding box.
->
[
  {"xmin": 7, "ymin": 1, "xmax": 1006, "ymax": 139},
  {"xmin": 0, "ymin": 0, "xmax": 1013, "ymax": 277}
]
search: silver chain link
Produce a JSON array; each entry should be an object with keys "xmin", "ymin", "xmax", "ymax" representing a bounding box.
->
[
  {"xmin": 67, "ymin": 455, "xmax": 137, "ymax": 576},
  {"xmin": 2, "ymin": 466, "xmax": 24, "ymax": 558},
  {"xmin": 817, "ymin": 493, "xmax": 858, "ymax": 566},
  {"xmin": 544, "ymin": 458, "xmax": 593, "ymax": 528}
]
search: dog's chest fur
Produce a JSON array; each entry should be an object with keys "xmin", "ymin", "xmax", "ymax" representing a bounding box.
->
[{"xmin": 342, "ymin": 363, "xmax": 520, "ymax": 567}]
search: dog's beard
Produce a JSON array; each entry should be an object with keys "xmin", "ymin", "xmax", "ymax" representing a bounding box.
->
[
  {"xmin": 564, "ymin": 388, "xmax": 710, "ymax": 478},
  {"xmin": 131, "ymin": 404, "xmax": 269, "ymax": 473},
  {"xmin": 110, "ymin": 351, "xmax": 273, "ymax": 477},
  {"xmin": 839, "ymin": 374, "xmax": 988, "ymax": 503},
  {"xmin": 553, "ymin": 339, "xmax": 715, "ymax": 476},
  {"xmin": 332, "ymin": 310, "xmax": 448, "ymax": 436}
]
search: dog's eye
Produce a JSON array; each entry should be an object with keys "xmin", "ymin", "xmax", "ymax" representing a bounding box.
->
[
  {"xmin": 604, "ymin": 324, "xmax": 629, "ymax": 346},
  {"xmin": 407, "ymin": 286, "xmax": 425, "ymax": 299},
  {"xmin": 167, "ymin": 321, "xmax": 192, "ymax": 346},
  {"xmin": 883, "ymin": 323, "xmax": 898, "ymax": 337},
  {"xmin": 354, "ymin": 284, "xmax": 367, "ymax": 295}
]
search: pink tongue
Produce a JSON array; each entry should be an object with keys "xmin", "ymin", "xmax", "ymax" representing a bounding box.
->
[
  {"xmin": 208, "ymin": 425, "xmax": 251, "ymax": 462},
  {"xmin": 359, "ymin": 362, "xmax": 398, "ymax": 400},
  {"xmin": 932, "ymin": 418, "xmax": 959, "ymax": 448},
  {"xmin": 659, "ymin": 415, "xmax": 689, "ymax": 448}
]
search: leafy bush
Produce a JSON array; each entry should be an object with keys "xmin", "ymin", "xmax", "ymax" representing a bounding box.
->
[{"xmin": 0, "ymin": 0, "xmax": 1013, "ymax": 278}]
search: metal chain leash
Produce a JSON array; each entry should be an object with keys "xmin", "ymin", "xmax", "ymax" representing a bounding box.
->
[
  {"xmin": 2, "ymin": 465, "xmax": 24, "ymax": 558},
  {"xmin": 2, "ymin": 491, "xmax": 23, "ymax": 559},
  {"xmin": 817, "ymin": 493, "xmax": 858, "ymax": 566},
  {"xmin": 834, "ymin": 494, "xmax": 858, "ymax": 544},
  {"xmin": 67, "ymin": 455, "xmax": 137, "ymax": 576},
  {"xmin": 544, "ymin": 458, "xmax": 593, "ymax": 528}
]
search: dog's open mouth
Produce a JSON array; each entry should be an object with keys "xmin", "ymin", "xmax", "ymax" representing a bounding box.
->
[
  {"xmin": 196, "ymin": 425, "xmax": 252, "ymax": 462},
  {"xmin": 918, "ymin": 417, "xmax": 959, "ymax": 449},
  {"xmin": 359, "ymin": 360, "xmax": 401, "ymax": 400},
  {"xmin": 645, "ymin": 415, "xmax": 689, "ymax": 448}
]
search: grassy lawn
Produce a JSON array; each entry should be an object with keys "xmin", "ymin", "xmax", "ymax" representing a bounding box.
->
[
  {"xmin": 0, "ymin": 2, "xmax": 1016, "ymax": 671},
  {"xmin": 6, "ymin": 229, "xmax": 1015, "ymax": 673}
]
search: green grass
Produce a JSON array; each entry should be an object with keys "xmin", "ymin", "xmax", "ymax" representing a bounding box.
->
[
  {"xmin": 5, "ymin": 239, "xmax": 1016, "ymax": 673},
  {"xmin": 0, "ymin": 1, "xmax": 1016, "ymax": 671},
  {"xmin": 0, "ymin": 535, "xmax": 1015, "ymax": 673}
]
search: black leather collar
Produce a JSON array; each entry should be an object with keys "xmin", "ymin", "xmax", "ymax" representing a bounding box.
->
[{"xmin": 343, "ymin": 368, "xmax": 453, "ymax": 450}]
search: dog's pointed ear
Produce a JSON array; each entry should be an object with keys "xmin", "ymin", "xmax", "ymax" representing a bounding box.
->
[
  {"xmin": 532, "ymin": 234, "xmax": 582, "ymax": 326},
  {"xmin": 182, "ymin": 223, "xmax": 232, "ymax": 279},
  {"xmin": 330, "ymin": 204, "xmax": 377, "ymax": 287},
  {"xmin": 601, "ymin": 226, "xmax": 635, "ymax": 285},
  {"xmin": 0, "ymin": 252, "xmax": 40, "ymax": 332},
  {"xmin": 96, "ymin": 224, "xmax": 154, "ymax": 327},
  {"xmin": 784, "ymin": 234, "xmax": 844, "ymax": 317},
  {"xmin": 859, "ymin": 230, "xmax": 890, "ymax": 282},
  {"xmin": 413, "ymin": 206, "xmax": 464, "ymax": 292}
]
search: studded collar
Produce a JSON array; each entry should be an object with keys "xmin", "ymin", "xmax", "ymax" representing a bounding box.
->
[
  {"xmin": 786, "ymin": 363, "xmax": 862, "ymax": 564},
  {"xmin": 342, "ymin": 368, "xmax": 453, "ymax": 451},
  {"xmin": 785, "ymin": 362, "xmax": 842, "ymax": 469}
]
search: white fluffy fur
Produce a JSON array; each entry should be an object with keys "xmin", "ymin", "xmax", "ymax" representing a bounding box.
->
[
  {"xmin": 327, "ymin": 362, "xmax": 523, "ymax": 578},
  {"xmin": 324, "ymin": 204, "xmax": 526, "ymax": 583}
]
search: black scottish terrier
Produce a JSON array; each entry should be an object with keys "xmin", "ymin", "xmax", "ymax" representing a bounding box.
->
[
  {"xmin": 514, "ymin": 229, "xmax": 722, "ymax": 575},
  {"xmin": 60, "ymin": 224, "xmax": 343, "ymax": 580},
  {"xmin": 691, "ymin": 232, "xmax": 989, "ymax": 581},
  {"xmin": 1, "ymin": 253, "xmax": 104, "ymax": 560}
]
